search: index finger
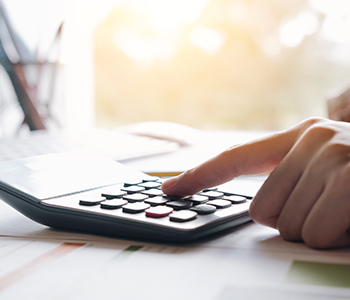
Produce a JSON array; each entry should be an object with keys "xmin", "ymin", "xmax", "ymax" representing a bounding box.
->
[{"xmin": 161, "ymin": 118, "xmax": 319, "ymax": 196}]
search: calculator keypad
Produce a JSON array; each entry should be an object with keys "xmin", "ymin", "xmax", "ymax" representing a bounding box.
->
[
  {"xmin": 42, "ymin": 177, "xmax": 253, "ymax": 230},
  {"xmin": 77, "ymin": 178, "xmax": 250, "ymax": 223}
]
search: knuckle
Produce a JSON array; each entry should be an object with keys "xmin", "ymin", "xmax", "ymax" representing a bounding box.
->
[
  {"xmin": 301, "ymin": 116, "xmax": 327, "ymax": 128},
  {"xmin": 321, "ymin": 142, "xmax": 350, "ymax": 159},
  {"xmin": 302, "ymin": 123, "xmax": 336, "ymax": 141}
]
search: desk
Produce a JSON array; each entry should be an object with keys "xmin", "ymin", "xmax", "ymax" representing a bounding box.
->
[{"xmin": 0, "ymin": 130, "xmax": 349, "ymax": 300}]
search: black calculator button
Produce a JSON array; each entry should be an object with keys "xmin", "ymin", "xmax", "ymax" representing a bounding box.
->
[
  {"xmin": 169, "ymin": 210, "xmax": 197, "ymax": 222},
  {"xmin": 223, "ymin": 192, "xmax": 252, "ymax": 200},
  {"xmin": 124, "ymin": 180, "xmax": 142, "ymax": 187},
  {"xmin": 223, "ymin": 195, "xmax": 247, "ymax": 204},
  {"xmin": 101, "ymin": 189, "xmax": 127, "ymax": 199},
  {"xmin": 123, "ymin": 193, "xmax": 149, "ymax": 202},
  {"xmin": 122, "ymin": 203, "xmax": 150, "ymax": 214},
  {"xmin": 141, "ymin": 189, "xmax": 163, "ymax": 197},
  {"xmin": 121, "ymin": 186, "xmax": 145, "ymax": 194},
  {"xmin": 142, "ymin": 176, "xmax": 159, "ymax": 182},
  {"xmin": 190, "ymin": 204, "xmax": 216, "ymax": 215},
  {"xmin": 163, "ymin": 195, "xmax": 189, "ymax": 201},
  {"xmin": 79, "ymin": 197, "xmax": 106, "ymax": 206},
  {"xmin": 138, "ymin": 182, "xmax": 161, "ymax": 189},
  {"xmin": 144, "ymin": 196, "xmax": 169, "ymax": 206},
  {"xmin": 100, "ymin": 199, "xmax": 127, "ymax": 209},
  {"xmin": 199, "ymin": 191, "xmax": 224, "ymax": 199},
  {"xmin": 145, "ymin": 206, "xmax": 173, "ymax": 218},
  {"xmin": 166, "ymin": 200, "xmax": 192, "ymax": 210},
  {"xmin": 187, "ymin": 195, "xmax": 208, "ymax": 204},
  {"xmin": 202, "ymin": 187, "xmax": 218, "ymax": 192},
  {"xmin": 207, "ymin": 199, "xmax": 231, "ymax": 209}
]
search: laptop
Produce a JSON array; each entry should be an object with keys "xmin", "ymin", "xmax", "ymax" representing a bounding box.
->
[{"xmin": 0, "ymin": 128, "xmax": 180, "ymax": 164}]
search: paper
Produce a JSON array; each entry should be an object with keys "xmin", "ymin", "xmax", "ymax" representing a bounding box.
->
[
  {"xmin": 0, "ymin": 200, "xmax": 122, "ymax": 242},
  {"xmin": 0, "ymin": 233, "xmax": 349, "ymax": 300},
  {"xmin": 124, "ymin": 130, "xmax": 272, "ymax": 174},
  {"xmin": 218, "ymin": 283, "xmax": 350, "ymax": 300},
  {"xmin": 0, "ymin": 176, "xmax": 350, "ymax": 299},
  {"xmin": 286, "ymin": 261, "xmax": 350, "ymax": 288}
]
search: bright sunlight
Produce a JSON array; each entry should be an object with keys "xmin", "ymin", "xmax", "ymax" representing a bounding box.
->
[{"xmin": 95, "ymin": 0, "xmax": 350, "ymax": 130}]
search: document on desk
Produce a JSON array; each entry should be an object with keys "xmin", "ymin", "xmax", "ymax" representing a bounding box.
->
[
  {"xmin": 0, "ymin": 199, "xmax": 350, "ymax": 299},
  {"xmin": 125, "ymin": 130, "xmax": 273, "ymax": 175},
  {"xmin": 0, "ymin": 234, "xmax": 349, "ymax": 300}
]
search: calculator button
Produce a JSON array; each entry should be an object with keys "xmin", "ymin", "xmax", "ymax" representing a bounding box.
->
[
  {"xmin": 100, "ymin": 199, "xmax": 127, "ymax": 209},
  {"xmin": 122, "ymin": 203, "xmax": 150, "ymax": 214},
  {"xmin": 124, "ymin": 180, "xmax": 142, "ymax": 187},
  {"xmin": 199, "ymin": 191, "xmax": 224, "ymax": 199},
  {"xmin": 223, "ymin": 195, "xmax": 247, "ymax": 204},
  {"xmin": 223, "ymin": 192, "xmax": 252, "ymax": 200},
  {"xmin": 79, "ymin": 197, "xmax": 106, "ymax": 206},
  {"xmin": 166, "ymin": 200, "xmax": 192, "ymax": 210},
  {"xmin": 142, "ymin": 176, "xmax": 159, "ymax": 182},
  {"xmin": 123, "ymin": 193, "xmax": 149, "ymax": 202},
  {"xmin": 121, "ymin": 186, "xmax": 145, "ymax": 194},
  {"xmin": 163, "ymin": 195, "xmax": 189, "ymax": 201},
  {"xmin": 141, "ymin": 189, "xmax": 163, "ymax": 197},
  {"xmin": 202, "ymin": 187, "xmax": 218, "ymax": 192},
  {"xmin": 145, "ymin": 206, "xmax": 173, "ymax": 218},
  {"xmin": 144, "ymin": 196, "xmax": 169, "ymax": 206},
  {"xmin": 169, "ymin": 210, "xmax": 197, "ymax": 222},
  {"xmin": 156, "ymin": 178, "xmax": 167, "ymax": 184},
  {"xmin": 101, "ymin": 189, "xmax": 127, "ymax": 199},
  {"xmin": 190, "ymin": 204, "xmax": 216, "ymax": 215},
  {"xmin": 138, "ymin": 181, "xmax": 161, "ymax": 189},
  {"xmin": 207, "ymin": 199, "xmax": 232, "ymax": 209},
  {"xmin": 187, "ymin": 195, "xmax": 208, "ymax": 204}
]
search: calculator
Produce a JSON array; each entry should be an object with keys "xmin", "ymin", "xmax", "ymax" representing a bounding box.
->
[{"xmin": 0, "ymin": 153, "xmax": 265, "ymax": 242}]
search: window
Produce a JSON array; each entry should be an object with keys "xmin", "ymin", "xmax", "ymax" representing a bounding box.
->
[{"xmin": 94, "ymin": 0, "xmax": 350, "ymax": 130}]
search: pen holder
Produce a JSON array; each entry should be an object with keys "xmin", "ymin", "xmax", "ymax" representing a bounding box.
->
[{"xmin": 0, "ymin": 61, "xmax": 65, "ymax": 138}]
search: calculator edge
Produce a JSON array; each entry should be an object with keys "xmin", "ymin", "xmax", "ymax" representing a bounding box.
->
[{"xmin": 0, "ymin": 187, "xmax": 252, "ymax": 243}]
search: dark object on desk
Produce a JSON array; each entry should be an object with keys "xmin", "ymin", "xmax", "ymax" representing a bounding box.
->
[
  {"xmin": 0, "ymin": 39, "xmax": 46, "ymax": 130},
  {"xmin": 0, "ymin": 153, "xmax": 264, "ymax": 242},
  {"xmin": 0, "ymin": 0, "xmax": 63, "ymax": 132}
]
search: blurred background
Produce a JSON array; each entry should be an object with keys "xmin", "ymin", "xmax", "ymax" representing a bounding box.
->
[
  {"xmin": 1, "ymin": 0, "xmax": 350, "ymax": 137},
  {"xmin": 94, "ymin": 0, "xmax": 350, "ymax": 131}
]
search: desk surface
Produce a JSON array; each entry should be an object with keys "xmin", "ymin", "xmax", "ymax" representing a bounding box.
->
[{"xmin": 0, "ymin": 130, "xmax": 349, "ymax": 300}]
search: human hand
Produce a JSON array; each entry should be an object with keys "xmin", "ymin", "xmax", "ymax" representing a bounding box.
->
[
  {"xmin": 328, "ymin": 86, "xmax": 350, "ymax": 122},
  {"xmin": 162, "ymin": 117, "xmax": 350, "ymax": 249}
]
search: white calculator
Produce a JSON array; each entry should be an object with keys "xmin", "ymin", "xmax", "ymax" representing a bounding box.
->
[{"xmin": 0, "ymin": 153, "xmax": 264, "ymax": 242}]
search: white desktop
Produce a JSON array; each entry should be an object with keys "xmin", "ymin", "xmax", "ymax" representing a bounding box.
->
[{"xmin": 0, "ymin": 124, "xmax": 349, "ymax": 300}]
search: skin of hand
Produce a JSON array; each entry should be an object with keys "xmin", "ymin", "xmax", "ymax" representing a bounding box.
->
[
  {"xmin": 162, "ymin": 117, "xmax": 350, "ymax": 249},
  {"xmin": 327, "ymin": 86, "xmax": 350, "ymax": 122}
]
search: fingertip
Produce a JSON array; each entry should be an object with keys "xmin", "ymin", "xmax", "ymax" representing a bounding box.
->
[
  {"xmin": 161, "ymin": 171, "xmax": 200, "ymax": 196},
  {"xmin": 161, "ymin": 177, "xmax": 178, "ymax": 194}
]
